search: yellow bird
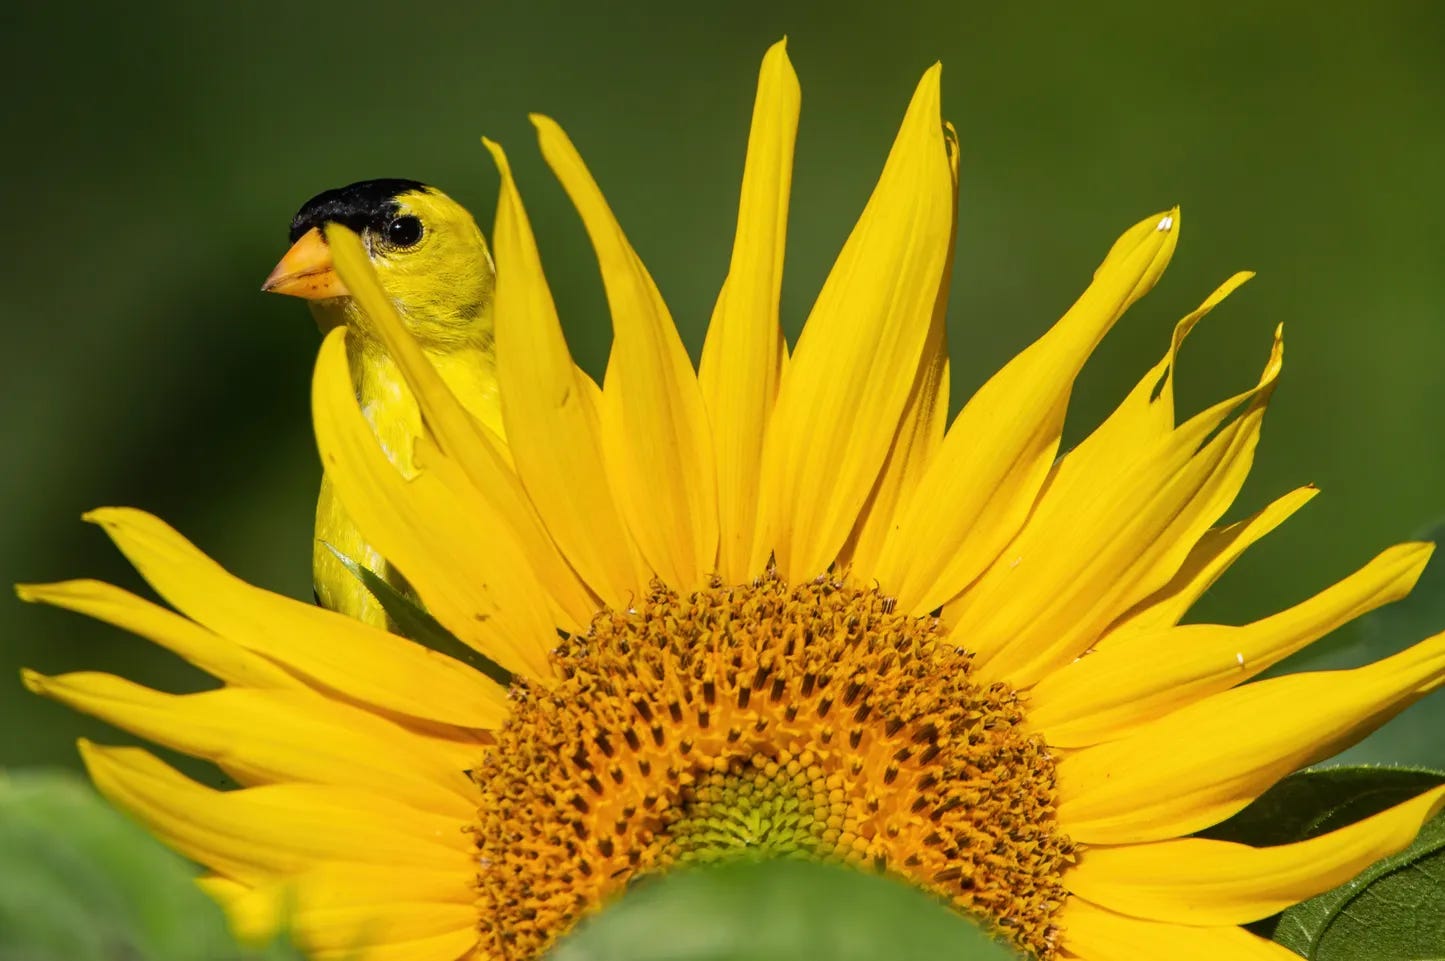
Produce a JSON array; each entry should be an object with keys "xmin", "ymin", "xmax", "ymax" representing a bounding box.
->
[{"xmin": 262, "ymin": 179, "xmax": 502, "ymax": 626}]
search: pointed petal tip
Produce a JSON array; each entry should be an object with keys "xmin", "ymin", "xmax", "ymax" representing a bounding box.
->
[
  {"xmin": 760, "ymin": 37, "xmax": 799, "ymax": 91},
  {"xmin": 917, "ymin": 61, "xmax": 943, "ymax": 100},
  {"xmin": 82, "ymin": 506, "xmax": 138, "ymax": 529},
  {"xmin": 19, "ymin": 667, "xmax": 45, "ymax": 694},
  {"xmin": 482, "ymin": 137, "xmax": 511, "ymax": 178}
]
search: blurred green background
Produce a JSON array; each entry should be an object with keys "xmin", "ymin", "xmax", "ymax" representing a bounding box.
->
[{"xmin": 3, "ymin": 2, "xmax": 1444, "ymax": 773}]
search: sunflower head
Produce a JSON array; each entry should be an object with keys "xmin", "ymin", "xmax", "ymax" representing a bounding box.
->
[{"xmin": 20, "ymin": 37, "xmax": 1445, "ymax": 961}]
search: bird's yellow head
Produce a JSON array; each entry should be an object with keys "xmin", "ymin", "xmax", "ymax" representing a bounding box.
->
[{"xmin": 263, "ymin": 179, "xmax": 495, "ymax": 350}]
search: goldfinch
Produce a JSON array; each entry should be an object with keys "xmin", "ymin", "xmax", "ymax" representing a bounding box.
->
[{"xmin": 263, "ymin": 179, "xmax": 502, "ymax": 626}]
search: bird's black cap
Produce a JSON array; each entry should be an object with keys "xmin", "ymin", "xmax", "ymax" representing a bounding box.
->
[{"xmin": 288, "ymin": 178, "xmax": 428, "ymax": 242}]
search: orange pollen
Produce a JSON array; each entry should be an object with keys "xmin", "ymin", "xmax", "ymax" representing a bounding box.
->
[{"xmin": 471, "ymin": 575, "xmax": 1074, "ymax": 959}]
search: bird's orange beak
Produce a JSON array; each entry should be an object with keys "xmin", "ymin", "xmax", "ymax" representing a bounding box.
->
[{"xmin": 261, "ymin": 227, "xmax": 350, "ymax": 299}]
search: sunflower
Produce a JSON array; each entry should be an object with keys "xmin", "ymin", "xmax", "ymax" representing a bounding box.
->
[{"xmin": 21, "ymin": 40, "xmax": 1445, "ymax": 961}]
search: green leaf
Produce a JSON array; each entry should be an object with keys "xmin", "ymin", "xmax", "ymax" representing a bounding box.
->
[
  {"xmin": 326, "ymin": 543, "xmax": 512, "ymax": 686},
  {"xmin": 0, "ymin": 770, "xmax": 240, "ymax": 961},
  {"xmin": 546, "ymin": 859, "xmax": 1021, "ymax": 961},
  {"xmin": 0, "ymin": 770, "xmax": 308, "ymax": 961},
  {"xmin": 1273, "ymin": 806, "xmax": 1445, "ymax": 959}
]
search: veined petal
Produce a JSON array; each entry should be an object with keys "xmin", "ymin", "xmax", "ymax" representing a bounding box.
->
[
  {"xmin": 1056, "ymin": 632, "xmax": 1445, "ymax": 843},
  {"xmin": 313, "ymin": 329, "xmax": 558, "ymax": 680},
  {"xmin": 16, "ymin": 579, "xmax": 295, "ymax": 689},
  {"xmin": 83, "ymin": 507, "xmax": 509, "ymax": 729},
  {"xmin": 1066, "ymin": 785, "xmax": 1445, "ymax": 924},
  {"xmin": 754, "ymin": 65, "xmax": 953, "ymax": 583},
  {"xmin": 958, "ymin": 327, "xmax": 1284, "ymax": 687},
  {"xmin": 484, "ymin": 138, "xmax": 647, "ymax": 608},
  {"xmin": 80, "ymin": 742, "xmax": 472, "ymax": 884},
  {"xmin": 875, "ymin": 209, "xmax": 1179, "ymax": 614},
  {"xmin": 698, "ymin": 39, "xmax": 798, "ymax": 583},
  {"xmin": 534, "ymin": 114, "xmax": 719, "ymax": 590},
  {"xmin": 1103, "ymin": 485, "xmax": 1319, "ymax": 643},
  {"xmin": 845, "ymin": 121, "xmax": 958, "ymax": 578},
  {"xmin": 1032, "ymin": 541, "xmax": 1433, "ymax": 747},
  {"xmin": 29, "ymin": 672, "xmax": 478, "ymax": 817},
  {"xmin": 326, "ymin": 225, "xmax": 598, "ymax": 627},
  {"xmin": 1060, "ymin": 898, "xmax": 1322, "ymax": 960}
]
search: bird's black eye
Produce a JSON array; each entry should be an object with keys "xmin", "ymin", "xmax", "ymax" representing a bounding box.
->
[{"xmin": 385, "ymin": 214, "xmax": 424, "ymax": 248}]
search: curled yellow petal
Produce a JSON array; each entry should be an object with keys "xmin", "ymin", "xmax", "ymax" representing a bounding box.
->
[
  {"xmin": 484, "ymin": 137, "xmax": 647, "ymax": 608},
  {"xmin": 534, "ymin": 114, "xmax": 719, "ymax": 590},
  {"xmin": 1068, "ymin": 271, "xmax": 1253, "ymax": 471},
  {"xmin": 1066, "ymin": 785, "xmax": 1445, "ymax": 924},
  {"xmin": 754, "ymin": 64, "xmax": 953, "ymax": 583},
  {"xmin": 698, "ymin": 39, "xmax": 798, "ymax": 583},
  {"xmin": 959, "ymin": 326, "xmax": 1284, "ymax": 687},
  {"xmin": 875, "ymin": 209, "xmax": 1180, "ymax": 614}
]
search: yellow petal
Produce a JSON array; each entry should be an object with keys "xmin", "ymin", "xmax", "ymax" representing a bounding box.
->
[
  {"xmin": 697, "ymin": 39, "xmax": 798, "ymax": 583},
  {"xmin": 754, "ymin": 65, "xmax": 953, "ymax": 583},
  {"xmin": 312, "ymin": 329, "xmax": 558, "ymax": 679},
  {"xmin": 215, "ymin": 865, "xmax": 477, "ymax": 959},
  {"xmin": 80, "ymin": 742, "xmax": 472, "ymax": 884},
  {"xmin": 534, "ymin": 114, "xmax": 719, "ymax": 589},
  {"xmin": 83, "ymin": 507, "xmax": 509, "ymax": 729},
  {"xmin": 31, "ymin": 672, "xmax": 478, "ymax": 817},
  {"xmin": 303, "ymin": 928, "xmax": 478, "ymax": 961},
  {"xmin": 874, "ymin": 209, "xmax": 1179, "ymax": 614},
  {"xmin": 326, "ymin": 225, "xmax": 598, "ymax": 626},
  {"xmin": 1060, "ymin": 898, "xmax": 1322, "ymax": 960},
  {"xmin": 1032, "ymin": 541, "xmax": 1433, "ymax": 747},
  {"xmin": 844, "ymin": 121, "xmax": 958, "ymax": 578},
  {"xmin": 483, "ymin": 137, "xmax": 648, "ymax": 607},
  {"xmin": 1056, "ymin": 632, "xmax": 1445, "ymax": 843},
  {"xmin": 1066, "ymin": 785, "xmax": 1445, "ymax": 924},
  {"xmin": 957, "ymin": 327, "xmax": 1284, "ymax": 687},
  {"xmin": 1102, "ymin": 484, "xmax": 1319, "ymax": 643},
  {"xmin": 16, "ymin": 579, "xmax": 295, "ymax": 689}
]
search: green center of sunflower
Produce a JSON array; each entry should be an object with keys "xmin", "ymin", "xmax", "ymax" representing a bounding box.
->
[
  {"xmin": 471, "ymin": 575, "xmax": 1074, "ymax": 960},
  {"xmin": 664, "ymin": 751, "xmax": 846, "ymax": 865}
]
